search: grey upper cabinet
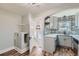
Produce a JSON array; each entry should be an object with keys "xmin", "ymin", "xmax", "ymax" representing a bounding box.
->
[
  {"xmin": 76, "ymin": 15, "xmax": 79, "ymax": 28},
  {"xmin": 49, "ymin": 16, "xmax": 54, "ymax": 29},
  {"xmin": 44, "ymin": 14, "xmax": 79, "ymax": 35},
  {"xmin": 68, "ymin": 15, "xmax": 79, "ymax": 30},
  {"xmin": 44, "ymin": 16, "xmax": 58, "ymax": 34},
  {"xmin": 53, "ymin": 16, "xmax": 58, "ymax": 29},
  {"xmin": 50, "ymin": 16, "xmax": 58, "ymax": 30},
  {"xmin": 68, "ymin": 15, "xmax": 75, "ymax": 30},
  {"xmin": 58, "ymin": 15, "xmax": 79, "ymax": 33},
  {"xmin": 58, "ymin": 16, "xmax": 72, "ymax": 34},
  {"xmin": 44, "ymin": 17, "xmax": 50, "ymax": 34}
]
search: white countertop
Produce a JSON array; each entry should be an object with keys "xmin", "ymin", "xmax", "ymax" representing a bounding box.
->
[
  {"xmin": 45, "ymin": 34, "xmax": 64, "ymax": 37},
  {"xmin": 45, "ymin": 34, "xmax": 79, "ymax": 41},
  {"xmin": 70, "ymin": 35, "xmax": 79, "ymax": 41}
]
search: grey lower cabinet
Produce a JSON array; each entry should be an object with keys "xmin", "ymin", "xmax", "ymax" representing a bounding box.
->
[
  {"xmin": 72, "ymin": 39, "xmax": 78, "ymax": 49},
  {"xmin": 44, "ymin": 37, "xmax": 56, "ymax": 53},
  {"xmin": 78, "ymin": 45, "xmax": 79, "ymax": 55},
  {"xmin": 72, "ymin": 38, "xmax": 78, "ymax": 55},
  {"xmin": 58, "ymin": 35, "xmax": 72, "ymax": 48}
]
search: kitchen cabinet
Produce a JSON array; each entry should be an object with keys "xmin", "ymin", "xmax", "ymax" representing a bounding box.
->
[
  {"xmin": 72, "ymin": 37, "xmax": 78, "ymax": 55},
  {"xmin": 77, "ymin": 15, "xmax": 79, "ymax": 28},
  {"xmin": 72, "ymin": 38, "xmax": 78, "ymax": 49},
  {"xmin": 44, "ymin": 17, "xmax": 50, "ymax": 34},
  {"xmin": 44, "ymin": 16, "xmax": 58, "ymax": 34},
  {"xmin": 68, "ymin": 15, "xmax": 79, "ymax": 30},
  {"xmin": 50, "ymin": 16, "xmax": 58, "ymax": 29},
  {"xmin": 68, "ymin": 15, "xmax": 75, "ymax": 30},
  {"xmin": 58, "ymin": 35, "xmax": 72, "ymax": 47},
  {"xmin": 73, "ymin": 38, "xmax": 78, "ymax": 55},
  {"xmin": 53, "ymin": 16, "xmax": 58, "ymax": 29},
  {"xmin": 44, "ymin": 37, "xmax": 56, "ymax": 53},
  {"xmin": 58, "ymin": 16, "xmax": 72, "ymax": 32},
  {"xmin": 49, "ymin": 16, "xmax": 53, "ymax": 29},
  {"xmin": 78, "ymin": 45, "xmax": 79, "ymax": 56},
  {"xmin": 58, "ymin": 35, "xmax": 64, "ymax": 46}
]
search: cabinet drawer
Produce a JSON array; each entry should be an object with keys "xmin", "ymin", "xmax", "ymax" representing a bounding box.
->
[{"xmin": 44, "ymin": 37, "xmax": 56, "ymax": 52}]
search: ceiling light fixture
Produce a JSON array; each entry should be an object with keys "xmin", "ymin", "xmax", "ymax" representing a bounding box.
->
[{"xmin": 30, "ymin": 3, "xmax": 40, "ymax": 7}]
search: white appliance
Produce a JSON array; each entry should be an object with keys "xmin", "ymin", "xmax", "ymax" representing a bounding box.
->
[{"xmin": 14, "ymin": 32, "xmax": 29, "ymax": 53}]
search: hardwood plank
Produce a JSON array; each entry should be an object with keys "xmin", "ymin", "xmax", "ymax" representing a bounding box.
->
[{"xmin": 0, "ymin": 47, "xmax": 76, "ymax": 56}]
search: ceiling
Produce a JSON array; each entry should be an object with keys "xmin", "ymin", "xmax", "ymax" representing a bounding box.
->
[{"xmin": 0, "ymin": 3, "xmax": 79, "ymax": 17}]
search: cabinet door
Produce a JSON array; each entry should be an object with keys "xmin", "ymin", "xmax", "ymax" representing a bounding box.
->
[
  {"xmin": 77, "ymin": 15, "xmax": 79, "ymax": 28},
  {"xmin": 75, "ymin": 15, "xmax": 78, "ymax": 27},
  {"xmin": 44, "ymin": 37, "xmax": 55, "ymax": 52},
  {"xmin": 78, "ymin": 45, "xmax": 79, "ymax": 55},
  {"xmin": 68, "ymin": 15, "xmax": 75, "ymax": 30},
  {"xmin": 64, "ymin": 36, "xmax": 72, "ymax": 47},
  {"xmin": 49, "ymin": 16, "xmax": 58, "ymax": 29},
  {"xmin": 53, "ymin": 16, "xmax": 58, "ymax": 29},
  {"xmin": 49, "ymin": 16, "xmax": 54, "ymax": 29},
  {"xmin": 58, "ymin": 35, "xmax": 72, "ymax": 47},
  {"xmin": 58, "ymin": 35, "xmax": 65, "ymax": 46}
]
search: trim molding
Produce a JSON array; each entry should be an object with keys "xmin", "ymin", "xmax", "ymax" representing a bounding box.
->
[
  {"xmin": 0, "ymin": 47, "xmax": 14, "ymax": 54},
  {"xmin": 14, "ymin": 47, "xmax": 29, "ymax": 54},
  {"xmin": 0, "ymin": 47, "xmax": 29, "ymax": 54}
]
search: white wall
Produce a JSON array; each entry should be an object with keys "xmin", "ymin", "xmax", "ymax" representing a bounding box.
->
[
  {"xmin": 21, "ymin": 15, "xmax": 29, "ymax": 32},
  {"xmin": 0, "ymin": 10, "xmax": 21, "ymax": 50},
  {"xmin": 53, "ymin": 8, "xmax": 79, "ymax": 17}
]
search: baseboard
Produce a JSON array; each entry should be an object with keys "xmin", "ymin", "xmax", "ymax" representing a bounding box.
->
[
  {"xmin": 0, "ymin": 47, "xmax": 14, "ymax": 54},
  {"xmin": 14, "ymin": 47, "xmax": 29, "ymax": 54},
  {"xmin": 0, "ymin": 47, "xmax": 29, "ymax": 54}
]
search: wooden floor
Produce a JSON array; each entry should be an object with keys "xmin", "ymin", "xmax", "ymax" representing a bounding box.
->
[
  {"xmin": 0, "ymin": 49, "xmax": 29, "ymax": 56},
  {"xmin": 0, "ymin": 47, "xmax": 77, "ymax": 56},
  {"xmin": 53, "ymin": 47, "xmax": 77, "ymax": 56},
  {"xmin": 42, "ymin": 46, "xmax": 77, "ymax": 56}
]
